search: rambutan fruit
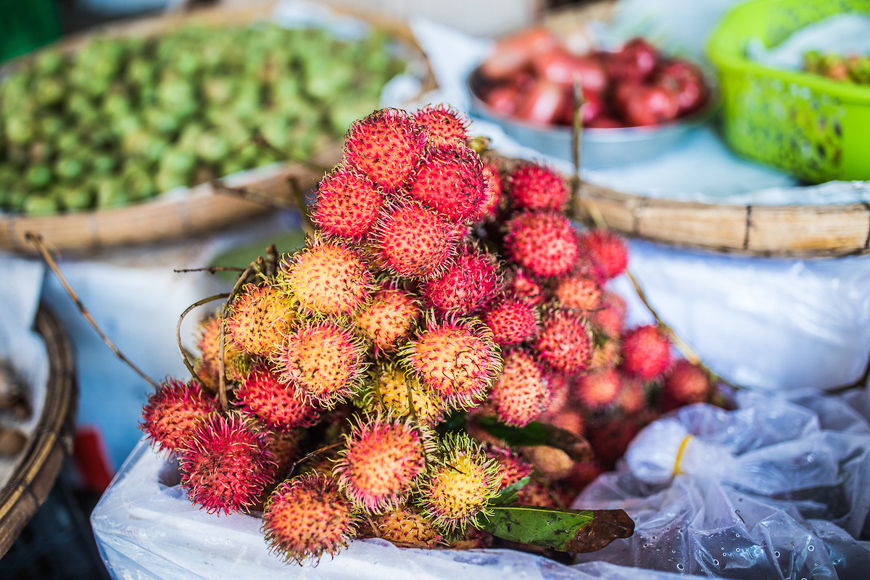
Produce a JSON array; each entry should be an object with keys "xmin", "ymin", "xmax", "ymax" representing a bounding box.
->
[
  {"xmin": 140, "ymin": 378, "xmax": 218, "ymax": 453},
  {"xmin": 418, "ymin": 432, "xmax": 500, "ymax": 532},
  {"xmin": 371, "ymin": 201, "xmax": 459, "ymax": 280},
  {"xmin": 276, "ymin": 321, "xmax": 367, "ymax": 408},
  {"xmin": 178, "ymin": 413, "xmax": 276, "ymax": 515},
  {"xmin": 592, "ymin": 291, "xmax": 627, "ymax": 339},
  {"xmin": 472, "ymin": 158, "xmax": 503, "ymax": 222},
  {"xmin": 262, "ymin": 473, "xmax": 357, "ymax": 564},
  {"xmin": 488, "ymin": 349, "xmax": 549, "ymax": 427},
  {"xmin": 369, "ymin": 363, "xmax": 445, "ymax": 428},
  {"xmin": 279, "ymin": 239, "xmax": 373, "ymax": 317},
  {"xmin": 195, "ymin": 315, "xmax": 251, "ymax": 387},
  {"xmin": 615, "ymin": 372, "xmax": 646, "ymax": 415},
  {"xmin": 579, "ymin": 228, "xmax": 628, "ymax": 280},
  {"xmin": 524, "ymin": 445, "xmax": 573, "ymax": 480},
  {"xmin": 343, "ymin": 108, "xmax": 426, "ymax": 191},
  {"xmin": 225, "ymin": 284, "xmax": 296, "ymax": 358},
  {"xmin": 504, "ymin": 268, "xmax": 546, "ymax": 306},
  {"xmin": 481, "ymin": 296, "xmax": 539, "ymax": 348},
  {"xmin": 406, "ymin": 146, "xmax": 486, "ymax": 223},
  {"xmin": 541, "ymin": 406, "xmax": 586, "ymax": 439},
  {"xmin": 333, "ymin": 415, "xmax": 426, "ymax": 513},
  {"xmin": 508, "ymin": 161, "xmax": 568, "ymax": 212},
  {"xmin": 486, "ymin": 446, "xmax": 534, "ymax": 489},
  {"xmin": 401, "ymin": 318, "xmax": 501, "ymax": 410},
  {"xmin": 660, "ymin": 359, "xmax": 711, "ymax": 411},
  {"xmin": 517, "ymin": 478, "xmax": 560, "ymax": 507},
  {"xmin": 504, "ymin": 211, "xmax": 579, "ymax": 278},
  {"xmin": 414, "ymin": 104, "xmax": 469, "ymax": 148},
  {"xmin": 621, "ymin": 324, "xmax": 672, "ymax": 381},
  {"xmin": 544, "ymin": 372, "xmax": 571, "ymax": 413},
  {"xmin": 311, "ymin": 167, "xmax": 384, "ymax": 240},
  {"xmin": 553, "ymin": 274, "xmax": 602, "ymax": 312},
  {"xmin": 369, "ymin": 504, "xmax": 444, "ymax": 548},
  {"xmin": 572, "ymin": 368, "xmax": 622, "ymax": 411},
  {"xmin": 423, "ymin": 245, "xmax": 500, "ymax": 317},
  {"xmin": 587, "ymin": 417, "xmax": 641, "ymax": 466},
  {"xmin": 236, "ymin": 363, "xmax": 320, "ymax": 432},
  {"xmin": 449, "ymin": 527, "xmax": 494, "ymax": 549},
  {"xmin": 588, "ymin": 335, "xmax": 621, "ymax": 371},
  {"xmin": 535, "ymin": 310, "xmax": 594, "ymax": 376},
  {"xmin": 354, "ymin": 284, "xmax": 421, "ymax": 354}
]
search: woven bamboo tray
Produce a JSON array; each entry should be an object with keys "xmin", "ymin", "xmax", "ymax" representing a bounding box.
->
[
  {"xmin": 0, "ymin": 306, "xmax": 76, "ymax": 558},
  {"xmin": 0, "ymin": 2, "xmax": 433, "ymax": 255}
]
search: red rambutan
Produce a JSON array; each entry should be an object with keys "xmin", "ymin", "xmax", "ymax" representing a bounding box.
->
[
  {"xmin": 311, "ymin": 167, "xmax": 384, "ymax": 240},
  {"xmin": 504, "ymin": 211, "xmax": 579, "ymax": 278},
  {"xmin": 343, "ymin": 108, "xmax": 426, "ymax": 191},
  {"xmin": 371, "ymin": 201, "xmax": 459, "ymax": 280},
  {"xmin": 369, "ymin": 504, "xmax": 444, "ymax": 548},
  {"xmin": 178, "ymin": 413, "xmax": 276, "ymax": 515},
  {"xmin": 486, "ymin": 446, "xmax": 534, "ymax": 489},
  {"xmin": 579, "ymin": 229, "xmax": 628, "ymax": 280},
  {"xmin": 553, "ymin": 274, "xmax": 602, "ymax": 311},
  {"xmin": 423, "ymin": 245, "xmax": 501, "ymax": 316},
  {"xmin": 407, "ymin": 146, "xmax": 486, "ymax": 223},
  {"xmin": 414, "ymin": 104, "xmax": 469, "ymax": 148},
  {"xmin": 140, "ymin": 378, "xmax": 218, "ymax": 453},
  {"xmin": 504, "ymin": 267, "xmax": 546, "ymax": 306},
  {"xmin": 535, "ymin": 310, "xmax": 594, "ymax": 376},
  {"xmin": 225, "ymin": 284, "xmax": 295, "ymax": 358},
  {"xmin": 615, "ymin": 372, "xmax": 646, "ymax": 415},
  {"xmin": 621, "ymin": 324, "xmax": 672, "ymax": 381},
  {"xmin": 262, "ymin": 473, "xmax": 357, "ymax": 564},
  {"xmin": 472, "ymin": 158, "xmax": 503, "ymax": 222},
  {"xmin": 661, "ymin": 359, "xmax": 711, "ymax": 411},
  {"xmin": 236, "ymin": 364, "xmax": 320, "ymax": 432},
  {"xmin": 592, "ymin": 291, "xmax": 627, "ymax": 339},
  {"xmin": 488, "ymin": 349, "xmax": 550, "ymax": 427},
  {"xmin": 354, "ymin": 284, "xmax": 421, "ymax": 354},
  {"xmin": 481, "ymin": 296, "xmax": 539, "ymax": 348},
  {"xmin": 508, "ymin": 162, "xmax": 568, "ymax": 212},
  {"xmin": 573, "ymin": 368, "xmax": 622, "ymax": 411}
]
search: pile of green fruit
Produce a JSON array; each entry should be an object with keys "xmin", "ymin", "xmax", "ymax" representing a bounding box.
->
[{"xmin": 0, "ymin": 23, "xmax": 406, "ymax": 215}]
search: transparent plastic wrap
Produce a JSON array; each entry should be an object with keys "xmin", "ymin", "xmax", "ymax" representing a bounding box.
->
[{"xmin": 571, "ymin": 391, "xmax": 870, "ymax": 579}]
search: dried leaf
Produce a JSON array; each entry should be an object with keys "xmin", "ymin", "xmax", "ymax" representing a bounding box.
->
[
  {"xmin": 474, "ymin": 417, "xmax": 594, "ymax": 461},
  {"xmin": 477, "ymin": 505, "xmax": 633, "ymax": 553}
]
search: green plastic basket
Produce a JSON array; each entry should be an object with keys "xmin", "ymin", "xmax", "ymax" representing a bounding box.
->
[{"xmin": 707, "ymin": 0, "xmax": 870, "ymax": 183}]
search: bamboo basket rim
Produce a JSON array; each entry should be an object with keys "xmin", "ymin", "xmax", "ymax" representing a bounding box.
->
[{"xmin": 0, "ymin": 306, "xmax": 77, "ymax": 559}]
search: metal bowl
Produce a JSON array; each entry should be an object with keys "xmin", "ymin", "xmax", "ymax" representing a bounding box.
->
[{"xmin": 467, "ymin": 66, "xmax": 719, "ymax": 168}]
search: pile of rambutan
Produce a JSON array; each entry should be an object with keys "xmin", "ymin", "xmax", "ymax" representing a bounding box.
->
[{"xmin": 140, "ymin": 105, "xmax": 716, "ymax": 564}]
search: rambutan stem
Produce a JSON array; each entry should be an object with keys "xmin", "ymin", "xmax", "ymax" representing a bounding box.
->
[
  {"xmin": 25, "ymin": 232, "xmax": 160, "ymax": 389},
  {"xmin": 286, "ymin": 441, "xmax": 344, "ymax": 479},
  {"xmin": 250, "ymin": 132, "xmax": 331, "ymax": 175},
  {"xmin": 218, "ymin": 264, "xmax": 255, "ymax": 411},
  {"xmin": 173, "ymin": 266, "xmax": 246, "ymax": 274},
  {"xmin": 210, "ymin": 179, "xmax": 315, "ymax": 236},
  {"xmin": 176, "ymin": 293, "xmax": 230, "ymax": 387},
  {"xmin": 569, "ymin": 81, "xmax": 585, "ymax": 209}
]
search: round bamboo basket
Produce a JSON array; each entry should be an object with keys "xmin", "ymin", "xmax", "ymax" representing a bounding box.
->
[
  {"xmin": 0, "ymin": 2, "xmax": 434, "ymax": 255},
  {"xmin": 0, "ymin": 306, "xmax": 76, "ymax": 558}
]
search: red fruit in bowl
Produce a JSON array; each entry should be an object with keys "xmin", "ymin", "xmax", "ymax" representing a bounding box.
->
[
  {"xmin": 514, "ymin": 79, "xmax": 567, "ymax": 125},
  {"xmin": 532, "ymin": 49, "xmax": 608, "ymax": 94},
  {"xmin": 621, "ymin": 85, "xmax": 679, "ymax": 126},
  {"xmin": 609, "ymin": 37, "xmax": 658, "ymax": 83},
  {"xmin": 656, "ymin": 60, "xmax": 708, "ymax": 115},
  {"xmin": 556, "ymin": 88, "xmax": 604, "ymax": 125},
  {"xmin": 587, "ymin": 115, "xmax": 623, "ymax": 128},
  {"xmin": 484, "ymin": 84, "xmax": 519, "ymax": 116},
  {"xmin": 480, "ymin": 27, "xmax": 559, "ymax": 81}
]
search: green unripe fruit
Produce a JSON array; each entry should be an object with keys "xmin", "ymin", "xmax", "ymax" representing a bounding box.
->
[{"xmin": 24, "ymin": 194, "xmax": 58, "ymax": 216}]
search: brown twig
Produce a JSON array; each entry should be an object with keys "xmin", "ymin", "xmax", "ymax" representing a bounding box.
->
[
  {"xmin": 218, "ymin": 264, "xmax": 255, "ymax": 411},
  {"xmin": 570, "ymin": 80, "xmax": 585, "ymax": 207},
  {"xmin": 250, "ymin": 132, "xmax": 331, "ymax": 175},
  {"xmin": 211, "ymin": 178, "xmax": 315, "ymax": 236},
  {"xmin": 286, "ymin": 441, "xmax": 344, "ymax": 479},
  {"xmin": 26, "ymin": 232, "xmax": 160, "ymax": 389},
  {"xmin": 175, "ymin": 293, "xmax": 230, "ymax": 386},
  {"xmin": 174, "ymin": 266, "xmax": 246, "ymax": 275}
]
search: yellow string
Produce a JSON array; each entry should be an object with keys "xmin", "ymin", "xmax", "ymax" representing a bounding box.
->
[{"xmin": 672, "ymin": 435, "xmax": 694, "ymax": 477}]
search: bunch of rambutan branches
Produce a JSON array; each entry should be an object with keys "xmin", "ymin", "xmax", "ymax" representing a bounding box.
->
[{"xmin": 140, "ymin": 105, "xmax": 716, "ymax": 565}]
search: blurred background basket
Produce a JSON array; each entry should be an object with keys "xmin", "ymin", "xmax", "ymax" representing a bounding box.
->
[{"xmin": 708, "ymin": 0, "xmax": 870, "ymax": 183}]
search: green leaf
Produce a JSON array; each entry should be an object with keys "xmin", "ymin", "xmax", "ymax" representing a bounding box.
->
[
  {"xmin": 490, "ymin": 477, "xmax": 530, "ymax": 507},
  {"xmin": 477, "ymin": 506, "xmax": 634, "ymax": 554},
  {"xmin": 474, "ymin": 417, "xmax": 594, "ymax": 462}
]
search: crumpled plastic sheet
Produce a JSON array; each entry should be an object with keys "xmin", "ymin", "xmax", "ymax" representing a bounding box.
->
[
  {"xmin": 570, "ymin": 390, "xmax": 870, "ymax": 579},
  {"xmin": 92, "ymin": 440, "xmax": 694, "ymax": 580}
]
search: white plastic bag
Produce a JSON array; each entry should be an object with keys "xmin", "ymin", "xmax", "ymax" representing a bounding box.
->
[{"xmin": 571, "ymin": 391, "xmax": 870, "ymax": 579}]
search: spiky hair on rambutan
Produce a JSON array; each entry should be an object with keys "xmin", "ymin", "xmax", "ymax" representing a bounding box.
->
[
  {"xmin": 417, "ymin": 431, "xmax": 501, "ymax": 532},
  {"xmin": 225, "ymin": 283, "xmax": 296, "ymax": 358},
  {"xmin": 504, "ymin": 267, "xmax": 546, "ymax": 306},
  {"xmin": 621, "ymin": 324, "xmax": 672, "ymax": 381},
  {"xmin": 278, "ymin": 237, "xmax": 373, "ymax": 317},
  {"xmin": 140, "ymin": 378, "xmax": 218, "ymax": 453},
  {"xmin": 370, "ymin": 200, "xmax": 461, "ymax": 281},
  {"xmin": 406, "ymin": 145, "xmax": 486, "ymax": 224},
  {"xmin": 333, "ymin": 413, "xmax": 428, "ymax": 513},
  {"xmin": 552, "ymin": 273, "xmax": 603, "ymax": 312},
  {"xmin": 579, "ymin": 228, "xmax": 629, "ymax": 280},
  {"xmin": 414, "ymin": 104, "xmax": 469, "ymax": 148},
  {"xmin": 275, "ymin": 320, "xmax": 368, "ymax": 408},
  {"xmin": 422, "ymin": 244, "xmax": 501, "ymax": 317},
  {"xmin": 177, "ymin": 413, "xmax": 277, "ymax": 516},
  {"xmin": 572, "ymin": 368, "xmax": 622, "ymax": 411},
  {"xmin": 504, "ymin": 211, "xmax": 580, "ymax": 278},
  {"xmin": 366, "ymin": 503, "xmax": 445, "ymax": 548},
  {"xmin": 262, "ymin": 473, "xmax": 357, "ymax": 565},
  {"xmin": 236, "ymin": 363, "xmax": 321, "ymax": 432},
  {"xmin": 311, "ymin": 166, "xmax": 384, "ymax": 241},
  {"xmin": 535, "ymin": 310, "xmax": 594, "ymax": 376},
  {"xmin": 487, "ymin": 349, "xmax": 550, "ymax": 427},
  {"xmin": 354, "ymin": 282, "xmax": 422, "ymax": 355},
  {"xmin": 507, "ymin": 161, "xmax": 568, "ymax": 212},
  {"xmin": 367, "ymin": 363, "xmax": 446, "ymax": 428},
  {"xmin": 343, "ymin": 108, "xmax": 427, "ymax": 191},
  {"xmin": 481, "ymin": 296, "xmax": 539, "ymax": 348},
  {"xmin": 400, "ymin": 316, "xmax": 502, "ymax": 411}
]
